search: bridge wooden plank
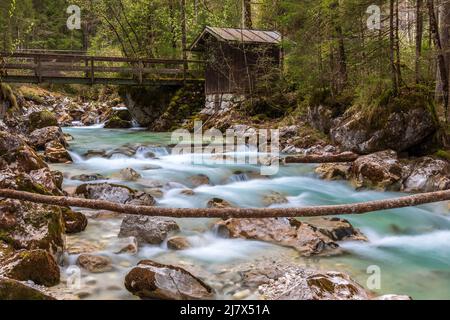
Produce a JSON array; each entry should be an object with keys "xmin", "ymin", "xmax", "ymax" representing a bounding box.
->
[{"xmin": 1, "ymin": 75, "xmax": 204, "ymax": 86}]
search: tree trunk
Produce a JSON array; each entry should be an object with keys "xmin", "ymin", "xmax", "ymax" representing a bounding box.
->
[
  {"xmin": 428, "ymin": 0, "xmax": 449, "ymax": 121},
  {"xmin": 243, "ymin": 0, "xmax": 252, "ymax": 29},
  {"xmin": 390, "ymin": 0, "xmax": 399, "ymax": 94},
  {"xmin": 1, "ymin": 188, "xmax": 450, "ymax": 219},
  {"xmin": 416, "ymin": 0, "xmax": 424, "ymax": 83},
  {"xmin": 180, "ymin": 0, "xmax": 188, "ymax": 81}
]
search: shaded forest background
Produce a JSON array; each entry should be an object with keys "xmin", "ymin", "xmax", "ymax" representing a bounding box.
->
[{"xmin": 1, "ymin": 0, "xmax": 450, "ymax": 132}]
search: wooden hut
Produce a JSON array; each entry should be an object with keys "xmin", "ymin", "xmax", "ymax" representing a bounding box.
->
[{"xmin": 189, "ymin": 26, "xmax": 282, "ymax": 114}]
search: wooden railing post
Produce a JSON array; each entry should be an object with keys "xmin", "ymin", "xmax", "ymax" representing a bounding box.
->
[
  {"xmin": 138, "ymin": 60, "xmax": 143, "ymax": 85},
  {"xmin": 90, "ymin": 57, "xmax": 95, "ymax": 85},
  {"xmin": 35, "ymin": 56, "xmax": 42, "ymax": 83}
]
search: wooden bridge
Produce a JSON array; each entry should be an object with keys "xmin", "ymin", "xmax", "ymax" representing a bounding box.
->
[{"xmin": 0, "ymin": 50, "xmax": 204, "ymax": 86}]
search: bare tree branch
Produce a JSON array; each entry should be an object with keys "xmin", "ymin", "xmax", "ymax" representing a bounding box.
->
[{"xmin": 0, "ymin": 188, "xmax": 449, "ymax": 219}]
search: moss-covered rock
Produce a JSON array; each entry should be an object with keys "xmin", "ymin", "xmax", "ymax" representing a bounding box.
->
[
  {"xmin": 331, "ymin": 88, "xmax": 439, "ymax": 155},
  {"xmin": 3, "ymin": 144, "xmax": 47, "ymax": 172},
  {"xmin": 28, "ymin": 110, "xmax": 58, "ymax": 132},
  {"xmin": 104, "ymin": 116, "xmax": 132, "ymax": 129},
  {"xmin": 0, "ymin": 249, "xmax": 60, "ymax": 286},
  {"xmin": 0, "ymin": 83, "xmax": 18, "ymax": 117},
  {"xmin": 61, "ymin": 207, "xmax": 87, "ymax": 234},
  {"xmin": 0, "ymin": 277, "xmax": 56, "ymax": 300},
  {"xmin": 28, "ymin": 126, "xmax": 67, "ymax": 150},
  {"xmin": 0, "ymin": 199, "xmax": 65, "ymax": 260}
]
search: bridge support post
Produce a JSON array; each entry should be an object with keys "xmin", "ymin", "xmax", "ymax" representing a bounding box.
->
[{"xmin": 90, "ymin": 57, "xmax": 95, "ymax": 85}]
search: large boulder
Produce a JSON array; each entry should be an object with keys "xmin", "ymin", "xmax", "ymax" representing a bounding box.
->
[
  {"xmin": 0, "ymin": 277, "xmax": 56, "ymax": 300},
  {"xmin": 315, "ymin": 163, "xmax": 352, "ymax": 180},
  {"xmin": 118, "ymin": 216, "xmax": 179, "ymax": 245},
  {"xmin": 402, "ymin": 157, "xmax": 450, "ymax": 192},
  {"xmin": 28, "ymin": 110, "xmax": 58, "ymax": 132},
  {"xmin": 74, "ymin": 183, "xmax": 155, "ymax": 206},
  {"xmin": 330, "ymin": 107, "xmax": 437, "ymax": 154},
  {"xmin": 350, "ymin": 150, "xmax": 404, "ymax": 191},
  {"xmin": 124, "ymin": 260, "xmax": 214, "ymax": 300},
  {"xmin": 28, "ymin": 126, "xmax": 67, "ymax": 150},
  {"xmin": 104, "ymin": 109, "xmax": 133, "ymax": 129},
  {"xmin": 0, "ymin": 249, "xmax": 60, "ymax": 286},
  {"xmin": 0, "ymin": 199, "xmax": 65, "ymax": 260},
  {"xmin": 0, "ymin": 130, "xmax": 24, "ymax": 156},
  {"xmin": 215, "ymin": 218, "xmax": 338, "ymax": 256},
  {"xmin": 3, "ymin": 144, "xmax": 47, "ymax": 173}
]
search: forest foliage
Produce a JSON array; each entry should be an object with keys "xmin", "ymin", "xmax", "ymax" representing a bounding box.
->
[{"xmin": 1, "ymin": 0, "xmax": 450, "ymax": 127}]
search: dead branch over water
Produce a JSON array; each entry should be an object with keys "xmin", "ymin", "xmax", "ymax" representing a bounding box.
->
[{"xmin": 0, "ymin": 188, "xmax": 449, "ymax": 219}]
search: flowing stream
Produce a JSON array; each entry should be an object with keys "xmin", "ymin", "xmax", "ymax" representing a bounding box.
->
[{"xmin": 49, "ymin": 126, "xmax": 450, "ymax": 300}]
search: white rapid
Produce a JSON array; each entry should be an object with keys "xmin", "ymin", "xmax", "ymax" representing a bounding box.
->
[{"xmin": 48, "ymin": 126, "xmax": 450, "ymax": 300}]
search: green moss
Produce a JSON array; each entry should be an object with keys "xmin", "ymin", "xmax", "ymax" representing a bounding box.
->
[
  {"xmin": 0, "ymin": 83, "xmax": 18, "ymax": 111},
  {"xmin": 435, "ymin": 149, "xmax": 450, "ymax": 161},
  {"xmin": 28, "ymin": 110, "xmax": 58, "ymax": 131}
]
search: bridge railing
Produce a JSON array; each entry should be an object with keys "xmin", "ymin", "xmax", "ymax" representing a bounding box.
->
[{"xmin": 0, "ymin": 51, "xmax": 205, "ymax": 85}]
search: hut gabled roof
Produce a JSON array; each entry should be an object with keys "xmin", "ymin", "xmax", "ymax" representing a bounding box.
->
[{"xmin": 189, "ymin": 26, "xmax": 282, "ymax": 51}]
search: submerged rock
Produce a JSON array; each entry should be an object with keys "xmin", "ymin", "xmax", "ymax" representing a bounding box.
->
[
  {"xmin": 167, "ymin": 236, "xmax": 191, "ymax": 250},
  {"xmin": 0, "ymin": 277, "xmax": 56, "ymax": 300},
  {"xmin": 0, "ymin": 249, "xmax": 60, "ymax": 286},
  {"xmin": 124, "ymin": 260, "xmax": 214, "ymax": 300},
  {"xmin": 113, "ymin": 237, "xmax": 138, "ymax": 255},
  {"xmin": 71, "ymin": 173, "xmax": 107, "ymax": 182},
  {"xmin": 207, "ymin": 198, "xmax": 233, "ymax": 209},
  {"xmin": 216, "ymin": 218, "xmax": 338, "ymax": 256},
  {"xmin": 189, "ymin": 174, "xmax": 211, "ymax": 187},
  {"xmin": 76, "ymin": 254, "xmax": 113, "ymax": 273},
  {"xmin": 258, "ymin": 268, "xmax": 369, "ymax": 300},
  {"xmin": 262, "ymin": 192, "xmax": 288, "ymax": 206},
  {"xmin": 118, "ymin": 216, "xmax": 179, "ymax": 245},
  {"xmin": 120, "ymin": 168, "xmax": 141, "ymax": 181}
]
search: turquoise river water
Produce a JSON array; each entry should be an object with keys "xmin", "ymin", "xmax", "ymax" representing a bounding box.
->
[{"xmin": 48, "ymin": 126, "xmax": 450, "ymax": 300}]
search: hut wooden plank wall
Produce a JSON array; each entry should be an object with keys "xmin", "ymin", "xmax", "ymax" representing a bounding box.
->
[{"xmin": 190, "ymin": 27, "xmax": 282, "ymax": 114}]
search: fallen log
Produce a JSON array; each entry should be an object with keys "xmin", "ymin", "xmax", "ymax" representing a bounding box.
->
[
  {"xmin": 284, "ymin": 152, "xmax": 359, "ymax": 164},
  {"xmin": 0, "ymin": 188, "xmax": 449, "ymax": 219}
]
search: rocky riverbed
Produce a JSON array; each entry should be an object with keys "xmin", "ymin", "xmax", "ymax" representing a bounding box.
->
[{"xmin": 1, "ymin": 86, "xmax": 449, "ymax": 300}]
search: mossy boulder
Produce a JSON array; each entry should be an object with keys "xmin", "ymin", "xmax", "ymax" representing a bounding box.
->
[
  {"xmin": 61, "ymin": 207, "xmax": 88, "ymax": 234},
  {"xmin": 0, "ymin": 249, "xmax": 60, "ymax": 286},
  {"xmin": 0, "ymin": 130, "xmax": 25, "ymax": 156},
  {"xmin": 28, "ymin": 110, "xmax": 58, "ymax": 132},
  {"xmin": 0, "ymin": 277, "xmax": 55, "ymax": 300},
  {"xmin": 28, "ymin": 126, "xmax": 67, "ymax": 150},
  {"xmin": 3, "ymin": 144, "xmax": 47, "ymax": 172},
  {"xmin": 331, "ymin": 89, "xmax": 439, "ymax": 155},
  {"xmin": 75, "ymin": 183, "xmax": 155, "ymax": 206},
  {"xmin": 0, "ymin": 199, "xmax": 65, "ymax": 260},
  {"xmin": 104, "ymin": 116, "xmax": 132, "ymax": 129},
  {"xmin": 0, "ymin": 83, "xmax": 18, "ymax": 117}
]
